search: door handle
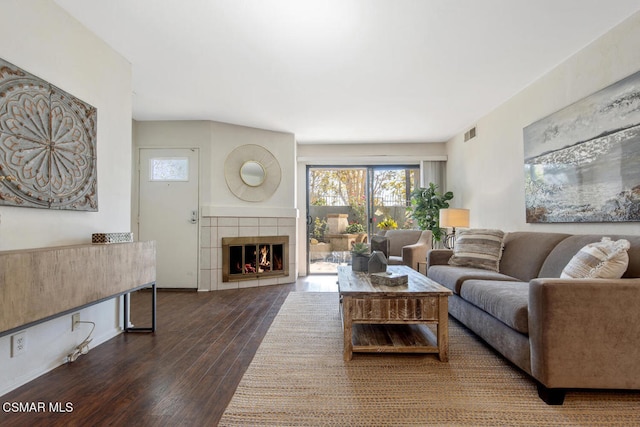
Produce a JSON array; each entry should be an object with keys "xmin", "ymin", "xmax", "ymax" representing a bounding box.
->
[{"xmin": 190, "ymin": 210, "xmax": 198, "ymax": 224}]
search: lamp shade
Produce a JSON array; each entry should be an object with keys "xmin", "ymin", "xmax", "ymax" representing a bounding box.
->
[{"xmin": 439, "ymin": 208, "xmax": 470, "ymax": 228}]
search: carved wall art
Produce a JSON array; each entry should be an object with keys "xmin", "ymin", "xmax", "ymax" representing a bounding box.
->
[{"xmin": 0, "ymin": 58, "xmax": 97, "ymax": 211}]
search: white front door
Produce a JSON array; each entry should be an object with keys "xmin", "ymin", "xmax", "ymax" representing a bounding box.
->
[{"xmin": 138, "ymin": 148, "xmax": 199, "ymax": 289}]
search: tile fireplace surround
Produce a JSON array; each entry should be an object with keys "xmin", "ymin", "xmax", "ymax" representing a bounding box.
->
[{"xmin": 199, "ymin": 216, "xmax": 297, "ymax": 291}]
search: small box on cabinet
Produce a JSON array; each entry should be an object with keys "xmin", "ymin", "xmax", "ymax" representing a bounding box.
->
[{"xmin": 92, "ymin": 232, "xmax": 134, "ymax": 244}]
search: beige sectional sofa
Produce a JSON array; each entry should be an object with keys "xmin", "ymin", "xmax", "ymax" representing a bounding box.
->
[{"xmin": 426, "ymin": 231, "xmax": 640, "ymax": 404}]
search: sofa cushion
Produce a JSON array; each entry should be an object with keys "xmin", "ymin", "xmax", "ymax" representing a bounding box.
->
[
  {"xmin": 540, "ymin": 234, "xmax": 640, "ymax": 278},
  {"xmin": 561, "ymin": 237, "xmax": 630, "ymax": 279},
  {"xmin": 427, "ymin": 265, "xmax": 518, "ymax": 294},
  {"xmin": 460, "ymin": 280, "xmax": 530, "ymax": 334},
  {"xmin": 499, "ymin": 232, "xmax": 571, "ymax": 281},
  {"xmin": 448, "ymin": 228, "xmax": 505, "ymax": 272}
]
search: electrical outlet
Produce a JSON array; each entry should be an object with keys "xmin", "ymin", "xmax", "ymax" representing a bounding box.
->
[
  {"xmin": 72, "ymin": 313, "xmax": 80, "ymax": 331},
  {"xmin": 11, "ymin": 331, "xmax": 26, "ymax": 357}
]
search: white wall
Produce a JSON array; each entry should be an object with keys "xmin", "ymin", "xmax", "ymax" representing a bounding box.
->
[
  {"xmin": 209, "ymin": 121, "xmax": 297, "ymax": 214},
  {"xmin": 132, "ymin": 120, "xmax": 212, "ymax": 236},
  {"xmin": 0, "ymin": 0, "xmax": 132, "ymax": 396},
  {"xmin": 133, "ymin": 120, "xmax": 296, "ymax": 215},
  {"xmin": 297, "ymin": 142, "xmax": 446, "ymax": 165},
  {"xmin": 446, "ymin": 10, "xmax": 640, "ymax": 235}
]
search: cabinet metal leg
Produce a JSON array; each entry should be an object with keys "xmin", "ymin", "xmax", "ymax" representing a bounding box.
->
[{"xmin": 123, "ymin": 282, "xmax": 156, "ymax": 333}]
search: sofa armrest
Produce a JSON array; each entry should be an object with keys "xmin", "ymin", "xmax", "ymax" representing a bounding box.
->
[
  {"xmin": 402, "ymin": 243, "xmax": 428, "ymax": 271},
  {"xmin": 426, "ymin": 249, "xmax": 453, "ymax": 270},
  {"xmin": 528, "ymin": 277, "xmax": 640, "ymax": 390},
  {"xmin": 398, "ymin": 230, "xmax": 432, "ymax": 271}
]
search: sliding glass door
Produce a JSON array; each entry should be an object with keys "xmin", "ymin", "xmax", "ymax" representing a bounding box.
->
[
  {"xmin": 370, "ymin": 167, "xmax": 417, "ymax": 232},
  {"xmin": 307, "ymin": 165, "xmax": 418, "ymax": 274}
]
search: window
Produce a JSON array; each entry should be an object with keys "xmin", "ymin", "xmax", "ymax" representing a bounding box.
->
[{"xmin": 149, "ymin": 157, "xmax": 189, "ymax": 181}]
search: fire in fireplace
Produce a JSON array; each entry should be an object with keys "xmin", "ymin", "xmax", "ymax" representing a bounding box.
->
[{"xmin": 222, "ymin": 236, "xmax": 289, "ymax": 282}]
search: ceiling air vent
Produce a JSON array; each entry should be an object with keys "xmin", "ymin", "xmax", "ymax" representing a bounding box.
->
[{"xmin": 464, "ymin": 127, "xmax": 477, "ymax": 142}]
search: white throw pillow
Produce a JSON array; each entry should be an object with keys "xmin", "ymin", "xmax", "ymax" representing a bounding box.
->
[
  {"xmin": 560, "ymin": 237, "xmax": 630, "ymax": 279},
  {"xmin": 448, "ymin": 228, "xmax": 505, "ymax": 272}
]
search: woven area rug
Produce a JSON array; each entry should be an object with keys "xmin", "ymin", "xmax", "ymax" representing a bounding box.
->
[{"xmin": 220, "ymin": 292, "xmax": 640, "ymax": 426}]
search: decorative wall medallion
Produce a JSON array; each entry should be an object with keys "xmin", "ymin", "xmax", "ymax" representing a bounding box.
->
[
  {"xmin": 0, "ymin": 58, "xmax": 97, "ymax": 211},
  {"xmin": 224, "ymin": 144, "xmax": 281, "ymax": 202}
]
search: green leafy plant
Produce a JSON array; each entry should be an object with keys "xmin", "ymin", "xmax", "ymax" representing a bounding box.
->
[
  {"xmin": 345, "ymin": 222, "xmax": 366, "ymax": 234},
  {"xmin": 408, "ymin": 183, "xmax": 454, "ymax": 242},
  {"xmin": 312, "ymin": 217, "xmax": 327, "ymax": 241},
  {"xmin": 350, "ymin": 242, "xmax": 370, "ymax": 256}
]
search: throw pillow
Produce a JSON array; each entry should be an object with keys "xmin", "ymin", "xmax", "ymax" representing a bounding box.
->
[
  {"xmin": 448, "ymin": 228, "xmax": 505, "ymax": 272},
  {"xmin": 560, "ymin": 237, "xmax": 630, "ymax": 279}
]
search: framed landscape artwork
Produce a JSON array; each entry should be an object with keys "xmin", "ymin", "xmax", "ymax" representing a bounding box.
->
[{"xmin": 523, "ymin": 70, "xmax": 640, "ymax": 223}]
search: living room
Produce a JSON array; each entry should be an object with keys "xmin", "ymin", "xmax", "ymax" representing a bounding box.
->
[{"xmin": 1, "ymin": 0, "xmax": 640, "ymax": 424}]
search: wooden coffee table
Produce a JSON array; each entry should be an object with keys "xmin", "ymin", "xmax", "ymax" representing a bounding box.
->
[{"xmin": 338, "ymin": 265, "xmax": 452, "ymax": 361}]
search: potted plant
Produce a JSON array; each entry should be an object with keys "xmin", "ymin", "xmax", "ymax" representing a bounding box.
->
[
  {"xmin": 311, "ymin": 217, "xmax": 327, "ymax": 242},
  {"xmin": 408, "ymin": 183, "xmax": 454, "ymax": 244},
  {"xmin": 350, "ymin": 242, "xmax": 370, "ymax": 272},
  {"xmin": 345, "ymin": 222, "xmax": 366, "ymax": 234},
  {"xmin": 345, "ymin": 221, "xmax": 368, "ymax": 244}
]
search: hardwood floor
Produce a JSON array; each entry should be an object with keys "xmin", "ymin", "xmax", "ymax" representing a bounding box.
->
[{"xmin": 0, "ymin": 276, "xmax": 338, "ymax": 426}]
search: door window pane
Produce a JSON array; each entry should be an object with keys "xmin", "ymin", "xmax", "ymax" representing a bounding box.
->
[
  {"xmin": 149, "ymin": 157, "xmax": 189, "ymax": 181},
  {"xmin": 371, "ymin": 167, "xmax": 418, "ymax": 230}
]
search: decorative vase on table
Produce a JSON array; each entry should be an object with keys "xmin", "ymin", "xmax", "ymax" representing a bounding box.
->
[
  {"xmin": 368, "ymin": 251, "xmax": 387, "ymax": 274},
  {"xmin": 350, "ymin": 242, "xmax": 370, "ymax": 272}
]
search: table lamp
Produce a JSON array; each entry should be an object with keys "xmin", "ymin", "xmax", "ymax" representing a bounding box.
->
[{"xmin": 439, "ymin": 208, "xmax": 470, "ymax": 249}]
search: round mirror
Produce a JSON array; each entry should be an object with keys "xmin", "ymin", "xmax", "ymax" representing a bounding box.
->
[{"xmin": 240, "ymin": 161, "xmax": 266, "ymax": 187}]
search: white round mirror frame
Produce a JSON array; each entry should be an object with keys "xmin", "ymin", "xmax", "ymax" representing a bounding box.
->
[{"xmin": 224, "ymin": 144, "xmax": 281, "ymax": 202}]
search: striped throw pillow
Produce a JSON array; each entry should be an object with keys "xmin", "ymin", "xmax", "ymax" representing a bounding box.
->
[
  {"xmin": 561, "ymin": 237, "xmax": 630, "ymax": 279},
  {"xmin": 448, "ymin": 229, "xmax": 505, "ymax": 272}
]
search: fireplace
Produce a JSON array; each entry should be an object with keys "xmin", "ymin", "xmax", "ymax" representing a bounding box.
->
[{"xmin": 222, "ymin": 236, "xmax": 289, "ymax": 282}]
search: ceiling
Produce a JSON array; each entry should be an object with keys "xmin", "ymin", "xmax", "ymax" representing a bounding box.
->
[{"xmin": 54, "ymin": 0, "xmax": 640, "ymax": 144}]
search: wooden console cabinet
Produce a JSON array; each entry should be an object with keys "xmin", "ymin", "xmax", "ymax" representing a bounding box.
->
[{"xmin": 0, "ymin": 241, "xmax": 156, "ymax": 337}]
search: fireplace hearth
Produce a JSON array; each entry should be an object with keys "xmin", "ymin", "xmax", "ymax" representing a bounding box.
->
[{"xmin": 222, "ymin": 236, "xmax": 289, "ymax": 282}]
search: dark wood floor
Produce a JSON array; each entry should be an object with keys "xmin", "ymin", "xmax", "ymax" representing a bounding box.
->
[{"xmin": 0, "ymin": 276, "xmax": 338, "ymax": 426}]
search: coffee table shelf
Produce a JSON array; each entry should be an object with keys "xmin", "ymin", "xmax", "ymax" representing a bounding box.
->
[{"xmin": 351, "ymin": 323, "xmax": 439, "ymax": 354}]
